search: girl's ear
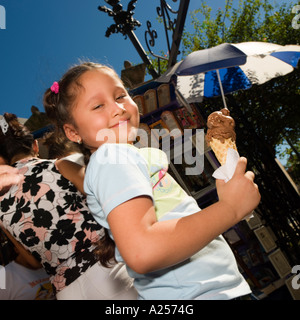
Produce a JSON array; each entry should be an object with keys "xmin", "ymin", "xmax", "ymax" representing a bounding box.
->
[{"xmin": 63, "ymin": 123, "xmax": 81, "ymax": 143}]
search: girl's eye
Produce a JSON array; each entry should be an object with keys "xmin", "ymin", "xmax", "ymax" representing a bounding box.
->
[
  {"xmin": 116, "ymin": 94, "xmax": 126, "ymax": 101},
  {"xmin": 93, "ymin": 104, "xmax": 103, "ymax": 110}
]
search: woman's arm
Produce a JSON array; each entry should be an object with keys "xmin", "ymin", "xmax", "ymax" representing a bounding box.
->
[
  {"xmin": 55, "ymin": 159, "xmax": 86, "ymax": 194},
  {"xmin": 0, "ymin": 226, "xmax": 43, "ymax": 270},
  {"xmin": 107, "ymin": 157, "xmax": 260, "ymax": 274}
]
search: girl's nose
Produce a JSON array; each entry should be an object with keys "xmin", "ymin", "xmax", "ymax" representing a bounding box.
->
[{"xmin": 111, "ymin": 102, "xmax": 126, "ymax": 116}]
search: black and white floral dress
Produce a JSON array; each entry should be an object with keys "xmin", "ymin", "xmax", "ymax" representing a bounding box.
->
[{"xmin": 0, "ymin": 158, "xmax": 102, "ymax": 293}]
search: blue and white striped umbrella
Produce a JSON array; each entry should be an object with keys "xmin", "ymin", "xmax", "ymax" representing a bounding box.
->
[{"xmin": 157, "ymin": 42, "xmax": 300, "ymax": 106}]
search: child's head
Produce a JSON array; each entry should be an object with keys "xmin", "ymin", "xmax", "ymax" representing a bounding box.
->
[
  {"xmin": 42, "ymin": 131, "xmax": 82, "ymax": 159},
  {"xmin": 0, "ymin": 113, "xmax": 38, "ymax": 164},
  {"xmin": 43, "ymin": 62, "xmax": 140, "ymax": 154}
]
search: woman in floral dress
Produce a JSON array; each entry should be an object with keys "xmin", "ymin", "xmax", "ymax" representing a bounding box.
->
[{"xmin": 0, "ymin": 113, "xmax": 137, "ymax": 300}]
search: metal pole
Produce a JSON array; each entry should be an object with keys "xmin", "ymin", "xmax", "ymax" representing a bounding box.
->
[
  {"xmin": 126, "ymin": 29, "xmax": 159, "ymax": 79},
  {"xmin": 216, "ymin": 69, "xmax": 228, "ymax": 109},
  {"xmin": 168, "ymin": 0, "xmax": 190, "ymax": 68}
]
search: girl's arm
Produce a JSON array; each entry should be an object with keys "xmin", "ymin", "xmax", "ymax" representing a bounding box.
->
[
  {"xmin": 55, "ymin": 159, "xmax": 86, "ymax": 194},
  {"xmin": 107, "ymin": 157, "xmax": 260, "ymax": 274}
]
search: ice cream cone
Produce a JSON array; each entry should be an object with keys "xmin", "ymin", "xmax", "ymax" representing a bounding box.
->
[{"xmin": 209, "ymin": 137, "xmax": 237, "ymax": 166}]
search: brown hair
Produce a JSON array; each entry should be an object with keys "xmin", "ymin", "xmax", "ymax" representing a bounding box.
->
[
  {"xmin": 43, "ymin": 62, "xmax": 118, "ymax": 267},
  {"xmin": 0, "ymin": 113, "xmax": 35, "ymax": 164},
  {"xmin": 42, "ymin": 130, "xmax": 82, "ymax": 159}
]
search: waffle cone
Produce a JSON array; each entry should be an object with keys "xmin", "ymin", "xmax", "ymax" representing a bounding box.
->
[{"xmin": 209, "ymin": 138, "xmax": 237, "ymax": 166}]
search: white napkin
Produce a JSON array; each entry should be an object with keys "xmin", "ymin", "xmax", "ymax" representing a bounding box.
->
[
  {"xmin": 212, "ymin": 148, "xmax": 253, "ymax": 220},
  {"xmin": 212, "ymin": 148, "xmax": 240, "ymax": 183}
]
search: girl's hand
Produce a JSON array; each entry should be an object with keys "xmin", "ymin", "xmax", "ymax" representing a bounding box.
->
[{"xmin": 216, "ymin": 157, "xmax": 261, "ymax": 221}]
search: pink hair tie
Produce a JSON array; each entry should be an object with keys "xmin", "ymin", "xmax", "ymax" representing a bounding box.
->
[{"xmin": 50, "ymin": 81, "xmax": 59, "ymax": 94}]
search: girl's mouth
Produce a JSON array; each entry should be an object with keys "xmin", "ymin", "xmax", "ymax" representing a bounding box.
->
[{"xmin": 111, "ymin": 120, "xmax": 129, "ymax": 128}]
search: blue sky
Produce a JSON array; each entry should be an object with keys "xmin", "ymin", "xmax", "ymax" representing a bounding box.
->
[{"xmin": 0, "ymin": 0, "xmax": 296, "ymax": 119}]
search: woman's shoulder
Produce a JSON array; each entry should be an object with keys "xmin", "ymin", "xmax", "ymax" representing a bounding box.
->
[
  {"xmin": 14, "ymin": 157, "xmax": 55, "ymax": 166},
  {"xmin": 14, "ymin": 157, "xmax": 56, "ymax": 172}
]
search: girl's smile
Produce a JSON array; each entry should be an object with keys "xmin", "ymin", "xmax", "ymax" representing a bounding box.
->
[{"xmin": 110, "ymin": 119, "xmax": 129, "ymax": 128}]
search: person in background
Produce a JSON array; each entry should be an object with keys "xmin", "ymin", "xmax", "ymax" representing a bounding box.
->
[
  {"xmin": 0, "ymin": 153, "xmax": 52, "ymax": 300},
  {"xmin": 0, "ymin": 227, "xmax": 55, "ymax": 300},
  {"xmin": 42, "ymin": 130, "xmax": 85, "ymax": 165},
  {"xmin": 0, "ymin": 113, "xmax": 137, "ymax": 300}
]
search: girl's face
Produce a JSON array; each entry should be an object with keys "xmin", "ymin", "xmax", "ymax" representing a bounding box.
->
[{"xmin": 64, "ymin": 69, "xmax": 140, "ymax": 153}]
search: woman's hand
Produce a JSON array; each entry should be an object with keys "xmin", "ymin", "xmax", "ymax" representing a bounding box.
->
[{"xmin": 0, "ymin": 165, "xmax": 24, "ymax": 192}]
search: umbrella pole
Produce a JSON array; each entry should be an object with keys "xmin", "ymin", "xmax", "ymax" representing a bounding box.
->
[
  {"xmin": 171, "ymin": 80, "xmax": 194, "ymax": 114},
  {"xmin": 216, "ymin": 69, "xmax": 228, "ymax": 110}
]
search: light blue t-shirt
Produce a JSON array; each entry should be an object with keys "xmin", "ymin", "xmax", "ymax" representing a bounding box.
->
[{"xmin": 84, "ymin": 143, "xmax": 251, "ymax": 300}]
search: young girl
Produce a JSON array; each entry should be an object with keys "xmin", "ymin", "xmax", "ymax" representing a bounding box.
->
[{"xmin": 44, "ymin": 62, "xmax": 261, "ymax": 300}]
